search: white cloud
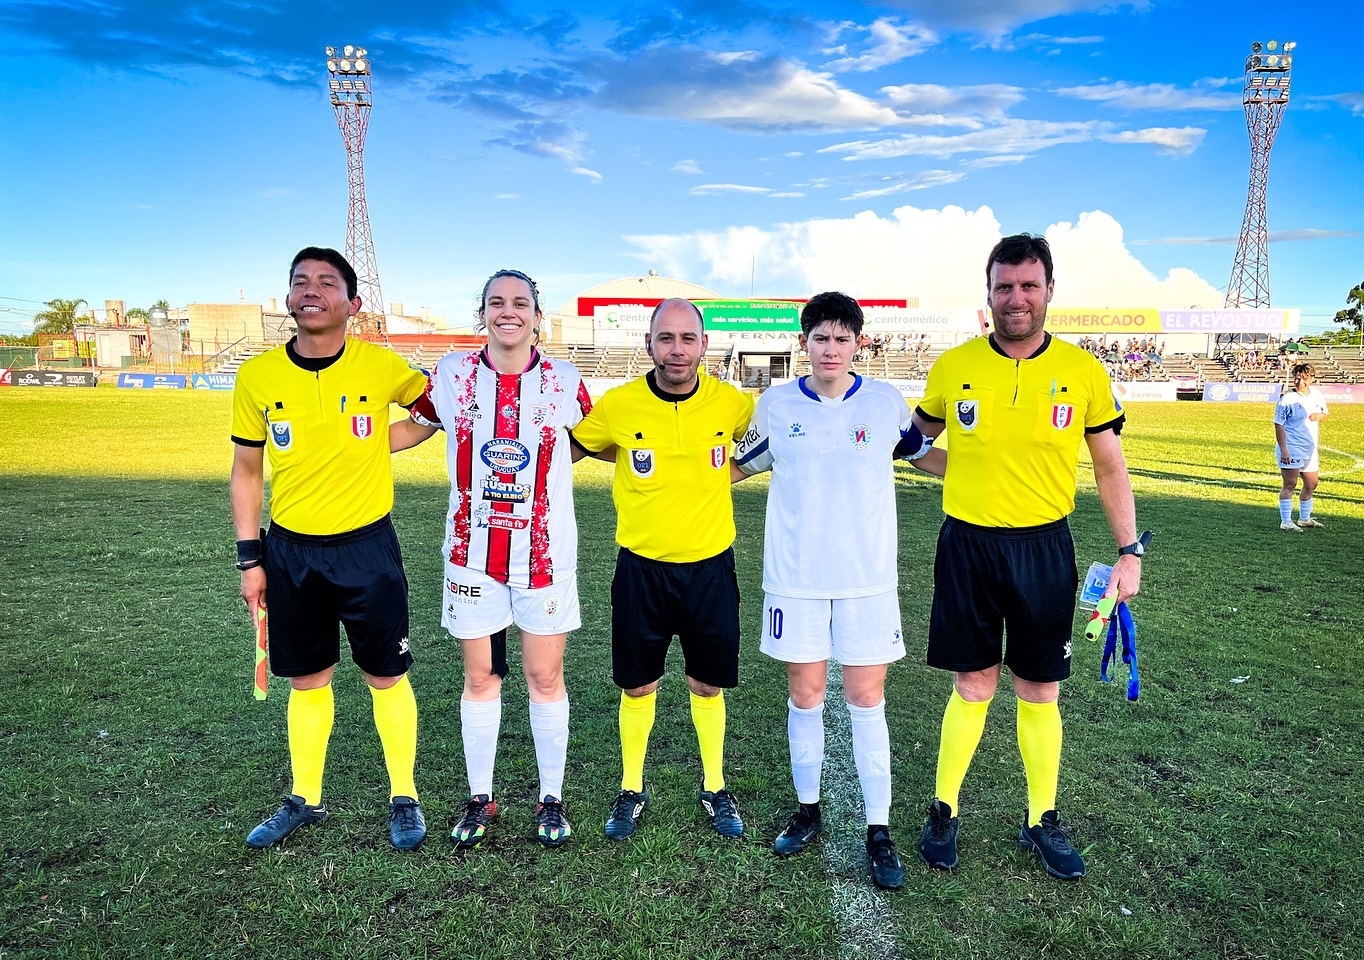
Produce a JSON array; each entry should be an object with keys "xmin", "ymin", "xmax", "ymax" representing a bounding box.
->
[
  {"xmin": 690, "ymin": 183, "xmax": 773, "ymax": 196},
  {"xmin": 591, "ymin": 50, "xmax": 904, "ymax": 132},
  {"xmin": 673, "ymin": 159, "xmax": 703, "ymax": 174},
  {"xmin": 1307, "ymin": 92, "xmax": 1364, "ymax": 116},
  {"xmin": 822, "ymin": 119, "xmax": 1099, "ymax": 159},
  {"xmin": 624, "ymin": 205, "xmax": 1221, "ymax": 308},
  {"xmin": 881, "ymin": 1, "xmax": 1146, "ymax": 39},
  {"xmin": 1099, "ymin": 126, "xmax": 1205, "ymax": 155},
  {"xmin": 769, "ymin": 191, "xmax": 807, "ymax": 198},
  {"xmin": 1056, "ymin": 80, "xmax": 1240, "ymax": 111},
  {"xmin": 494, "ymin": 193, "xmax": 521, "ymax": 200},
  {"xmin": 823, "ymin": 18, "xmax": 938, "ymax": 73},
  {"xmin": 881, "ymin": 82, "xmax": 1026, "ymax": 121},
  {"xmin": 840, "ymin": 170, "xmax": 966, "ymax": 200},
  {"xmin": 823, "ymin": 118, "xmax": 1207, "ymax": 160},
  {"xmin": 1134, "ymin": 228, "xmax": 1360, "ymax": 246},
  {"xmin": 966, "ymin": 154, "xmax": 1027, "ymax": 168}
]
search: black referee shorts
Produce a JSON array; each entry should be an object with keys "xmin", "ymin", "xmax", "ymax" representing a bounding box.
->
[
  {"xmin": 926, "ymin": 516, "xmax": 1078, "ymax": 683},
  {"xmin": 263, "ymin": 515, "xmax": 413, "ymax": 679},
  {"xmin": 611, "ymin": 547, "xmax": 741, "ymax": 690}
]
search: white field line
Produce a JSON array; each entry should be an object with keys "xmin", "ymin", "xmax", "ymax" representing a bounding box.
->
[{"xmin": 821, "ymin": 662, "xmax": 902, "ymax": 960}]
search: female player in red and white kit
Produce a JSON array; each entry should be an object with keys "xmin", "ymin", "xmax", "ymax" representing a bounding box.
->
[{"xmin": 395, "ymin": 269, "xmax": 593, "ymax": 848}]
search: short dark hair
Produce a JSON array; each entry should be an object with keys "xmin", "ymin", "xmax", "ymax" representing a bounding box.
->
[
  {"xmin": 986, "ymin": 233, "xmax": 1053, "ymax": 286},
  {"xmin": 479, "ymin": 269, "xmax": 542, "ymax": 317},
  {"xmin": 800, "ymin": 291, "xmax": 863, "ymax": 337},
  {"xmin": 649, "ymin": 297, "xmax": 704, "ymax": 329},
  {"xmin": 290, "ymin": 247, "xmax": 358, "ymax": 300},
  {"xmin": 1292, "ymin": 362, "xmax": 1316, "ymax": 381}
]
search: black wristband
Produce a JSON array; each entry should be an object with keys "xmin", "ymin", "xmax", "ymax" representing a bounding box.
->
[
  {"xmin": 237, "ymin": 538, "xmax": 263, "ymax": 565},
  {"xmin": 236, "ymin": 558, "xmax": 263, "ymax": 572}
]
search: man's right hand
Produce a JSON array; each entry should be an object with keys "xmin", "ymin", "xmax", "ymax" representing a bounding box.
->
[{"xmin": 241, "ymin": 566, "xmax": 267, "ymax": 619}]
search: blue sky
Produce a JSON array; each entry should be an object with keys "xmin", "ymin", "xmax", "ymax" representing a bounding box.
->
[{"xmin": 1, "ymin": 0, "xmax": 1360, "ymax": 335}]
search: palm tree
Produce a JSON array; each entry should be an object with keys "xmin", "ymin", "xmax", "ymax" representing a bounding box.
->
[{"xmin": 32, "ymin": 298, "xmax": 87, "ymax": 336}]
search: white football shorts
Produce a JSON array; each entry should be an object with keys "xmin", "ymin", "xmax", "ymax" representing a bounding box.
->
[
  {"xmin": 759, "ymin": 590, "xmax": 906, "ymax": 667},
  {"xmin": 442, "ymin": 562, "xmax": 581, "ymax": 639},
  {"xmin": 1276, "ymin": 445, "xmax": 1319, "ymax": 473}
]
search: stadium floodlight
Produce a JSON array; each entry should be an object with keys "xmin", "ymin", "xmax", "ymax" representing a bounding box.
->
[
  {"xmin": 1224, "ymin": 39, "xmax": 1297, "ymax": 318},
  {"xmin": 324, "ymin": 44, "xmax": 385, "ymax": 330}
]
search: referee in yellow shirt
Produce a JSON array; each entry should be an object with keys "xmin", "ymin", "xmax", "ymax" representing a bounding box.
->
[
  {"xmin": 911, "ymin": 234, "xmax": 1144, "ymax": 880},
  {"xmin": 571, "ymin": 298, "xmax": 755, "ymax": 840},
  {"xmin": 230, "ymin": 247, "xmax": 429, "ymax": 850}
]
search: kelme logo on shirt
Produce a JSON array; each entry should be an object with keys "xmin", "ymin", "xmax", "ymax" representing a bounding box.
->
[
  {"xmin": 480, "ymin": 438, "xmax": 531, "ymax": 472},
  {"xmin": 956, "ymin": 400, "xmax": 978, "ymax": 431},
  {"xmin": 1051, "ymin": 404, "xmax": 1074, "ymax": 430},
  {"xmin": 351, "ymin": 414, "xmax": 373, "ymax": 439},
  {"xmin": 269, "ymin": 420, "xmax": 293, "ymax": 450},
  {"xmin": 631, "ymin": 448, "xmax": 655, "ymax": 478}
]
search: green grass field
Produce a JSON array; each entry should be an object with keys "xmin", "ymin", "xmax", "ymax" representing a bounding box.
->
[{"xmin": 1, "ymin": 389, "xmax": 1361, "ymax": 960}]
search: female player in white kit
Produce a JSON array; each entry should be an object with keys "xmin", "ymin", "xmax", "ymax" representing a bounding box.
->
[
  {"xmin": 1274, "ymin": 362, "xmax": 1329, "ymax": 531},
  {"xmin": 398, "ymin": 269, "xmax": 593, "ymax": 848},
  {"xmin": 733, "ymin": 292, "xmax": 943, "ymax": 889}
]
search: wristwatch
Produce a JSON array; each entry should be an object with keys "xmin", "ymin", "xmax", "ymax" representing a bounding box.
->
[{"xmin": 1118, "ymin": 530, "xmax": 1153, "ymax": 558}]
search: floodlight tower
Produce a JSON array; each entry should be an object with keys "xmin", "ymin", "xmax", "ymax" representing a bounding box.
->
[
  {"xmin": 1225, "ymin": 39, "xmax": 1296, "ymax": 314},
  {"xmin": 325, "ymin": 44, "xmax": 385, "ymax": 333}
]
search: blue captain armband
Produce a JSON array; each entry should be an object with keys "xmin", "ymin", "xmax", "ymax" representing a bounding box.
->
[{"xmin": 894, "ymin": 423, "xmax": 934, "ymax": 461}]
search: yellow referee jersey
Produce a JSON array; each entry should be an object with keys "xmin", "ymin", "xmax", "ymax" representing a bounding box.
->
[
  {"xmin": 572, "ymin": 371, "xmax": 754, "ymax": 563},
  {"xmin": 918, "ymin": 334, "xmax": 1123, "ymax": 527},
  {"xmin": 231, "ymin": 338, "xmax": 427, "ymax": 536}
]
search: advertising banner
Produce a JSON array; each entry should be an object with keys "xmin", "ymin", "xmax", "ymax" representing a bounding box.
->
[
  {"xmin": 1316, "ymin": 383, "xmax": 1363, "ymax": 404},
  {"xmin": 10, "ymin": 369, "xmax": 97, "ymax": 387},
  {"xmin": 1, "ymin": 369, "xmax": 11, "ymax": 387},
  {"xmin": 192, "ymin": 373, "xmax": 237, "ymax": 390},
  {"xmin": 118, "ymin": 372, "xmax": 187, "ymax": 389},
  {"xmin": 1113, "ymin": 381, "xmax": 1177, "ymax": 402},
  {"xmin": 1045, "ymin": 309, "xmax": 1162, "ymax": 335},
  {"xmin": 1160, "ymin": 309, "xmax": 1295, "ymax": 333},
  {"xmin": 862, "ymin": 307, "xmax": 980, "ymax": 336},
  {"xmin": 1170, "ymin": 375, "xmax": 1200, "ymax": 392},
  {"xmin": 1201, "ymin": 382, "xmax": 1282, "ymax": 403},
  {"xmin": 886, "ymin": 379, "xmax": 928, "ymax": 400},
  {"xmin": 700, "ymin": 300, "xmax": 801, "ymax": 332}
]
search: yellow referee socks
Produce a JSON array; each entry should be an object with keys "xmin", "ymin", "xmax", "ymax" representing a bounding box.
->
[
  {"xmin": 934, "ymin": 688, "xmax": 991, "ymax": 812},
  {"xmin": 1016, "ymin": 697, "xmax": 1062, "ymax": 826},
  {"xmin": 287, "ymin": 683, "xmax": 335, "ymax": 807},
  {"xmin": 690, "ymin": 690, "xmax": 726, "ymax": 793},
  {"xmin": 619, "ymin": 690, "xmax": 656, "ymax": 793},
  {"xmin": 370, "ymin": 675, "xmax": 419, "ymax": 801}
]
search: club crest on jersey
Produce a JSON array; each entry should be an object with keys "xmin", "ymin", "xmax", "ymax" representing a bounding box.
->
[
  {"xmin": 269, "ymin": 420, "xmax": 293, "ymax": 450},
  {"xmin": 1051, "ymin": 404, "xmax": 1075, "ymax": 430},
  {"xmin": 710, "ymin": 444, "xmax": 727, "ymax": 469},
  {"xmin": 530, "ymin": 404, "xmax": 552, "ymax": 426},
  {"xmin": 543, "ymin": 597, "xmax": 560, "ymax": 617},
  {"xmin": 631, "ymin": 448, "xmax": 655, "ymax": 478},
  {"xmin": 849, "ymin": 423, "xmax": 870, "ymax": 449},
  {"xmin": 500, "ymin": 403, "xmax": 517, "ymax": 421},
  {"xmin": 351, "ymin": 414, "xmax": 373, "ymax": 439},
  {"xmin": 956, "ymin": 400, "xmax": 978, "ymax": 431},
  {"xmin": 480, "ymin": 438, "xmax": 531, "ymax": 472}
]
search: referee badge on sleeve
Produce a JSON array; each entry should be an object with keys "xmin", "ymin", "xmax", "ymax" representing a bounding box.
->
[{"xmin": 630, "ymin": 449, "xmax": 655, "ymax": 478}]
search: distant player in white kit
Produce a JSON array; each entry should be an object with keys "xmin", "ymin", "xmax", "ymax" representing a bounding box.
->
[
  {"xmin": 733, "ymin": 291, "xmax": 944, "ymax": 890},
  {"xmin": 394, "ymin": 268, "xmax": 593, "ymax": 849},
  {"xmin": 1274, "ymin": 362, "xmax": 1329, "ymax": 531}
]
